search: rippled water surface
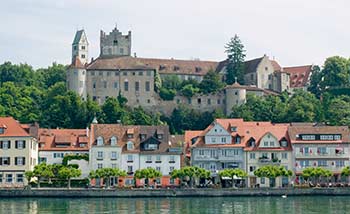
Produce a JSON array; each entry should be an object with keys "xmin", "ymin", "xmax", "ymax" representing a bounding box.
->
[{"xmin": 0, "ymin": 196, "xmax": 349, "ymax": 214}]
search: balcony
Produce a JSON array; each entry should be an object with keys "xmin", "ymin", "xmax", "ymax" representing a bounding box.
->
[
  {"xmin": 258, "ymin": 157, "xmax": 281, "ymax": 165},
  {"xmin": 295, "ymin": 152, "xmax": 347, "ymax": 159}
]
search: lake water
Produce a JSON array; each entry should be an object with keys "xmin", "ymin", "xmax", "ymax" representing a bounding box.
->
[{"xmin": 0, "ymin": 196, "xmax": 349, "ymax": 214}]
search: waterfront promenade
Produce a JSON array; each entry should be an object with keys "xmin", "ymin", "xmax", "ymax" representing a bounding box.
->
[{"xmin": 2, "ymin": 187, "xmax": 350, "ymax": 198}]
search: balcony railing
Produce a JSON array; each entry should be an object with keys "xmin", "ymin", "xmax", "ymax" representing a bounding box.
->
[{"xmin": 258, "ymin": 157, "xmax": 281, "ymax": 165}]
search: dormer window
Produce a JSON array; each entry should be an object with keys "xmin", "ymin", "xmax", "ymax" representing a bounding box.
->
[
  {"xmin": 235, "ymin": 136, "xmax": 241, "ymax": 144},
  {"xmin": 127, "ymin": 134, "xmax": 133, "ymax": 139},
  {"xmin": 113, "ymin": 40, "xmax": 118, "ymax": 45},
  {"xmin": 111, "ymin": 136, "xmax": 117, "ymax": 146},
  {"xmin": 0, "ymin": 125, "xmax": 6, "ymax": 134},
  {"xmin": 248, "ymin": 138, "xmax": 255, "ymax": 147},
  {"xmin": 127, "ymin": 141, "xmax": 134, "ymax": 150},
  {"xmin": 157, "ymin": 134, "xmax": 163, "ymax": 140},
  {"xmin": 281, "ymin": 140, "xmax": 288, "ymax": 147},
  {"xmin": 140, "ymin": 134, "xmax": 147, "ymax": 140},
  {"xmin": 231, "ymin": 126, "xmax": 237, "ymax": 132},
  {"xmin": 127, "ymin": 128, "xmax": 134, "ymax": 139},
  {"xmin": 97, "ymin": 136, "xmax": 104, "ymax": 146}
]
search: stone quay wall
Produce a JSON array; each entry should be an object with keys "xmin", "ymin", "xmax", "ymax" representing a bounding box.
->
[{"xmin": 2, "ymin": 188, "xmax": 350, "ymax": 198}]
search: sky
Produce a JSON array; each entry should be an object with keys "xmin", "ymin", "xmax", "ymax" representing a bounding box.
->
[{"xmin": 1, "ymin": 0, "xmax": 350, "ymax": 68}]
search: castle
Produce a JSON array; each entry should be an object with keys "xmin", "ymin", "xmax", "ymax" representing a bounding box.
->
[{"xmin": 67, "ymin": 25, "xmax": 313, "ymax": 116}]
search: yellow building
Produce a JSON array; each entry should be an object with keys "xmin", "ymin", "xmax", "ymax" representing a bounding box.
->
[{"xmin": 0, "ymin": 117, "xmax": 38, "ymax": 187}]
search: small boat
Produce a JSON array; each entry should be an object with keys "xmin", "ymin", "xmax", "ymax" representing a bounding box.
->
[{"xmin": 281, "ymin": 195, "xmax": 287, "ymax": 198}]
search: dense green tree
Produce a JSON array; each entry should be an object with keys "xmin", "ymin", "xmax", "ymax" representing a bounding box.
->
[
  {"xmin": 180, "ymin": 84, "xmax": 200, "ymax": 97},
  {"xmin": 254, "ymin": 166, "xmax": 292, "ymax": 187},
  {"xmin": 0, "ymin": 62, "xmax": 36, "ymax": 87},
  {"xmin": 287, "ymin": 90, "xmax": 322, "ymax": 122},
  {"xmin": 159, "ymin": 88, "xmax": 176, "ymax": 100},
  {"xmin": 171, "ymin": 166, "xmax": 210, "ymax": 187},
  {"xmin": 199, "ymin": 70, "xmax": 224, "ymax": 94},
  {"xmin": 36, "ymin": 63, "xmax": 67, "ymax": 88},
  {"xmin": 58, "ymin": 166, "xmax": 82, "ymax": 189},
  {"xmin": 33, "ymin": 163, "xmax": 55, "ymax": 188},
  {"xmin": 218, "ymin": 168, "xmax": 247, "ymax": 188},
  {"xmin": 89, "ymin": 168, "xmax": 127, "ymax": 188},
  {"xmin": 134, "ymin": 168, "xmax": 162, "ymax": 187},
  {"xmin": 225, "ymin": 35, "xmax": 246, "ymax": 85},
  {"xmin": 321, "ymin": 56, "xmax": 350, "ymax": 89},
  {"xmin": 307, "ymin": 65, "xmax": 322, "ymax": 97},
  {"xmin": 131, "ymin": 106, "xmax": 162, "ymax": 125},
  {"xmin": 162, "ymin": 75, "xmax": 182, "ymax": 90},
  {"xmin": 301, "ymin": 167, "xmax": 332, "ymax": 184},
  {"xmin": 101, "ymin": 97, "xmax": 125, "ymax": 124},
  {"xmin": 326, "ymin": 95, "xmax": 350, "ymax": 126},
  {"xmin": 154, "ymin": 70, "xmax": 162, "ymax": 92}
]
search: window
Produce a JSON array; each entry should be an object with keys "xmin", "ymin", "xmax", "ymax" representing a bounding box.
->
[
  {"xmin": 300, "ymin": 160, "xmax": 309, "ymax": 168},
  {"xmin": 99, "ymin": 71, "xmax": 103, "ymax": 76},
  {"xmin": 138, "ymin": 71, "xmax": 143, "ymax": 76},
  {"xmin": 127, "ymin": 155, "xmax": 133, "ymax": 162},
  {"xmin": 207, "ymin": 99, "xmax": 211, "ymax": 105},
  {"xmin": 320, "ymin": 135, "xmax": 334, "ymax": 141},
  {"xmin": 111, "ymin": 137, "xmax": 117, "ymax": 146},
  {"xmin": 135, "ymin": 81, "xmax": 140, "ymax": 91},
  {"xmin": 301, "ymin": 135, "xmax": 315, "ymax": 140},
  {"xmin": 336, "ymin": 160, "xmax": 345, "ymax": 167},
  {"xmin": 169, "ymin": 156, "xmax": 175, "ymax": 163},
  {"xmin": 97, "ymin": 151, "xmax": 103, "ymax": 160},
  {"xmin": 81, "ymin": 54, "xmax": 85, "ymax": 59},
  {"xmin": 146, "ymin": 71, "xmax": 152, "ymax": 76},
  {"xmin": 124, "ymin": 81, "xmax": 129, "ymax": 91},
  {"xmin": 6, "ymin": 174, "xmax": 12, "ymax": 183},
  {"xmin": 249, "ymin": 166, "xmax": 256, "ymax": 172},
  {"xmin": 233, "ymin": 150, "xmax": 239, "ymax": 155},
  {"xmin": 39, "ymin": 157, "xmax": 47, "ymax": 163},
  {"xmin": 188, "ymin": 98, "xmax": 192, "ymax": 104},
  {"xmin": 281, "ymin": 140, "xmax": 288, "ymax": 147},
  {"xmin": 111, "ymin": 152, "xmax": 117, "ymax": 160},
  {"xmin": 318, "ymin": 147, "xmax": 327, "ymax": 155},
  {"xmin": 1, "ymin": 141, "xmax": 10, "ymax": 149},
  {"xmin": 170, "ymin": 178, "xmax": 175, "ymax": 185},
  {"xmin": 199, "ymin": 150, "xmax": 204, "ymax": 156},
  {"xmin": 156, "ymin": 155, "xmax": 161, "ymax": 162},
  {"xmin": 53, "ymin": 153, "xmax": 64, "ymax": 158},
  {"xmin": 249, "ymin": 153, "xmax": 255, "ymax": 159},
  {"xmin": 156, "ymin": 166, "xmax": 161, "ymax": 172},
  {"xmin": 15, "ymin": 157, "xmax": 25, "ymax": 165},
  {"xmin": 0, "ymin": 174, "xmax": 2, "ymax": 183},
  {"xmin": 211, "ymin": 138, "xmax": 216, "ymax": 143},
  {"xmin": 103, "ymin": 81, "xmax": 107, "ymax": 88},
  {"xmin": 260, "ymin": 177, "xmax": 265, "ymax": 184},
  {"xmin": 120, "ymin": 48, "xmax": 124, "ymax": 54},
  {"xmin": 97, "ymin": 137, "xmax": 103, "ymax": 146},
  {"xmin": 221, "ymin": 138, "xmax": 226, "ymax": 143},
  {"xmin": 231, "ymin": 127, "xmax": 237, "ymax": 132},
  {"xmin": 169, "ymin": 166, "xmax": 174, "ymax": 173},
  {"xmin": 146, "ymin": 156, "xmax": 152, "ymax": 163},
  {"xmin": 127, "ymin": 142, "xmax": 134, "ymax": 150},
  {"xmin": 235, "ymin": 136, "xmax": 241, "ymax": 144},
  {"xmin": 16, "ymin": 174, "xmax": 23, "ymax": 183},
  {"xmin": 334, "ymin": 135, "xmax": 341, "ymax": 140},
  {"xmin": 127, "ymin": 166, "xmax": 133, "ymax": 173},
  {"xmin": 97, "ymin": 163, "xmax": 103, "ymax": 169},
  {"xmin": 111, "ymin": 164, "xmax": 117, "ymax": 169},
  {"xmin": 282, "ymin": 153, "xmax": 288, "ymax": 159},
  {"xmin": 113, "ymin": 40, "xmax": 118, "ymax": 45},
  {"xmin": 114, "ymin": 82, "xmax": 118, "ymax": 89},
  {"xmin": 197, "ymin": 98, "xmax": 201, "ymax": 104},
  {"xmin": 269, "ymin": 141, "xmax": 274, "ymax": 146},
  {"xmin": 93, "ymin": 82, "xmax": 96, "ymax": 89},
  {"xmin": 264, "ymin": 142, "xmax": 268, "ymax": 146},
  {"xmin": 318, "ymin": 160, "xmax": 327, "ymax": 167},
  {"xmin": 157, "ymin": 134, "xmax": 163, "ymax": 140},
  {"xmin": 16, "ymin": 141, "xmax": 25, "ymax": 149},
  {"xmin": 1, "ymin": 157, "xmax": 10, "ymax": 165},
  {"xmin": 145, "ymin": 81, "xmax": 150, "ymax": 92}
]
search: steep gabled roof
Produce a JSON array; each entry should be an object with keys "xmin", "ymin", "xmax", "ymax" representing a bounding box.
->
[
  {"xmin": 72, "ymin": 30, "xmax": 86, "ymax": 45},
  {"xmin": 244, "ymin": 57, "xmax": 264, "ymax": 74},
  {"xmin": 38, "ymin": 128, "xmax": 89, "ymax": 151},
  {"xmin": 0, "ymin": 117, "xmax": 31, "ymax": 137},
  {"xmin": 283, "ymin": 65, "xmax": 312, "ymax": 88}
]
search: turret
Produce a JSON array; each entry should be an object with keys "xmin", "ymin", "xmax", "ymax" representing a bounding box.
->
[
  {"xmin": 67, "ymin": 29, "xmax": 88, "ymax": 100},
  {"xmin": 225, "ymin": 82, "xmax": 247, "ymax": 116}
]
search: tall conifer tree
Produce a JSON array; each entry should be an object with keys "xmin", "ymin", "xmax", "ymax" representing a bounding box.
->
[{"xmin": 225, "ymin": 35, "xmax": 246, "ymax": 85}]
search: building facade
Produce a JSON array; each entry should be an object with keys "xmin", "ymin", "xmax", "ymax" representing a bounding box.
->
[
  {"xmin": 38, "ymin": 128, "xmax": 90, "ymax": 178},
  {"xmin": 0, "ymin": 117, "xmax": 38, "ymax": 187},
  {"xmin": 289, "ymin": 123, "xmax": 350, "ymax": 183}
]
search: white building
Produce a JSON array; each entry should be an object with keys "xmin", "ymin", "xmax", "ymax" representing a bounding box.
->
[{"xmin": 0, "ymin": 117, "xmax": 38, "ymax": 187}]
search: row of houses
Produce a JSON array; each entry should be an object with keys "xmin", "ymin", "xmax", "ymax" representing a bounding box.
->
[
  {"xmin": 0, "ymin": 117, "xmax": 183, "ymax": 187},
  {"xmin": 186, "ymin": 119, "xmax": 350, "ymax": 187},
  {"xmin": 1, "ymin": 116, "xmax": 349, "ymax": 188}
]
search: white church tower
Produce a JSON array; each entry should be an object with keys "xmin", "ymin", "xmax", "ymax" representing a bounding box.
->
[{"xmin": 67, "ymin": 30, "xmax": 88, "ymax": 100}]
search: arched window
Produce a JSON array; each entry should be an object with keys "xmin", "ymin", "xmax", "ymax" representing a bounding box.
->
[
  {"xmin": 111, "ymin": 136, "xmax": 117, "ymax": 146},
  {"xmin": 127, "ymin": 141, "xmax": 134, "ymax": 150},
  {"xmin": 97, "ymin": 136, "xmax": 104, "ymax": 146}
]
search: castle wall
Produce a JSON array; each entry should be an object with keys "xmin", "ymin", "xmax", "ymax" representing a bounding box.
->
[
  {"xmin": 67, "ymin": 68, "xmax": 87, "ymax": 100},
  {"xmin": 100, "ymin": 27, "xmax": 131, "ymax": 57}
]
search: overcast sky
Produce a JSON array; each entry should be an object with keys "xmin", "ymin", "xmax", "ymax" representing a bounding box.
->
[{"xmin": 1, "ymin": 0, "xmax": 349, "ymax": 68}]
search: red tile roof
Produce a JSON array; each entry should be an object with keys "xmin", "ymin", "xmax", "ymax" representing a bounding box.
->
[
  {"xmin": 38, "ymin": 128, "xmax": 89, "ymax": 151},
  {"xmin": 191, "ymin": 119, "xmax": 291, "ymax": 151},
  {"xmin": 270, "ymin": 60, "xmax": 282, "ymax": 72},
  {"xmin": 87, "ymin": 56, "xmax": 218, "ymax": 76},
  {"xmin": 69, "ymin": 57, "xmax": 85, "ymax": 69},
  {"xmin": 0, "ymin": 117, "xmax": 31, "ymax": 137},
  {"xmin": 283, "ymin": 65, "xmax": 312, "ymax": 88}
]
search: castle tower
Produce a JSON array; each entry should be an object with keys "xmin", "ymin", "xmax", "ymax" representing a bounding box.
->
[
  {"xmin": 100, "ymin": 25, "xmax": 131, "ymax": 57},
  {"xmin": 67, "ymin": 29, "xmax": 88, "ymax": 100},
  {"xmin": 225, "ymin": 82, "xmax": 247, "ymax": 116}
]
